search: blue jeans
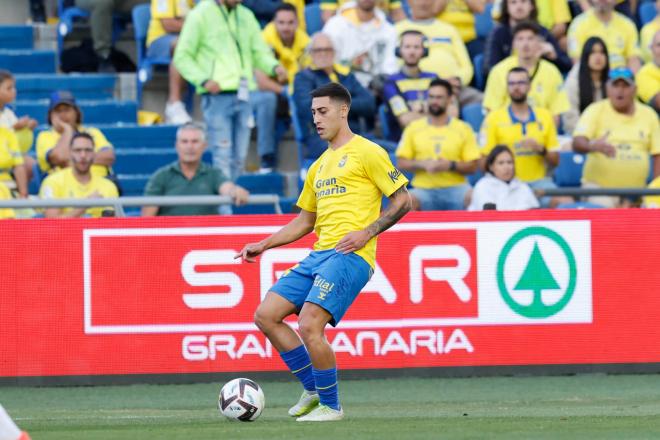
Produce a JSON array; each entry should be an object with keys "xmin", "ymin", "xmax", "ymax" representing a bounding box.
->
[
  {"xmin": 410, "ymin": 184, "xmax": 470, "ymax": 211},
  {"xmin": 250, "ymin": 90, "xmax": 277, "ymax": 159},
  {"xmin": 201, "ymin": 93, "xmax": 252, "ymax": 181}
]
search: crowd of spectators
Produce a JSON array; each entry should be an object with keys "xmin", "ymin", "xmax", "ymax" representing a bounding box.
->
[{"xmin": 3, "ymin": 0, "xmax": 660, "ymax": 217}]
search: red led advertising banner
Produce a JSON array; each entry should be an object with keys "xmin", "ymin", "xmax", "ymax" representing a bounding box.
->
[{"xmin": 2, "ymin": 210, "xmax": 660, "ymax": 380}]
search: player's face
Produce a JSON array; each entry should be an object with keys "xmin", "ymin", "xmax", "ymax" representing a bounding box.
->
[
  {"xmin": 587, "ymin": 42, "xmax": 608, "ymax": 72},
  {"xmin": 491, "ymin": 150, "xmax": 515, "ymax": 182},
  {"xmin": 513, "ymin": 30, "xmax": 538, "ymax": 59},
  {"xmin": 70, "ymin": 138, "xmax": 95, "ymax": 174},
  {"xmin": 427, "ymin": 85, "xmax": 449, "ymax": 116},
  {"xmin": 400, "ymin": 34, "xmax": 425, "ymax": 66},
  {"xmin": 607, "ymin": 80, "xmax": 636, "ymax": 112},
  {"xmin": 507, "ymin": 0, "xmax": 533, "ymax": 21},
  {"xmin": 274, "ymin": 10, "xmax": 297, "ymax": 43},
  {"xmin": 176, "ymin": 128, "xmax": 206, "ymax": 164},
  {"xmin": 0, "ymin": 78, "xmax": 16, "ymax": 104},
  {"xmin": 311, "ymin": 96, "xmax": 345, "ymax": 141},
  {"xmin": 507, "ymin": 71, "xmax": 530, "ymax": 103},
  {"xmin": 52, "ymin": 104, "xmax": 78, "ymax": 125}
]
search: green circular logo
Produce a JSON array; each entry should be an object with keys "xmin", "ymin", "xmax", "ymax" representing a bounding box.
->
[{"xmin": 497, "ymin": 226, "xmax": 576, "ymax": 318}]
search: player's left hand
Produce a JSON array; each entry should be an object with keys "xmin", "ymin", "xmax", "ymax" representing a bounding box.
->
[{"xmin": 335, "ymin": 230, "xmax": 371, "ymax": 254}]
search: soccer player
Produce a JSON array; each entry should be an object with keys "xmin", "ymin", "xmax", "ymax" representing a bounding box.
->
[{"xmin": 235, "ymin": 83, "xmax": 411, "ymax": 422}]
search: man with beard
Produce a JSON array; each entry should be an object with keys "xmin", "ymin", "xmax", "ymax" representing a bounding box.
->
[
  {"xmin": 396, "ymin": 78, "xmax": 480, "ymax": 211},
  {"xmin": 382, "ymin": 30, "xmax": 438, "ymax": 141},
  {"xmin": 39, "ymin": 132, "xmax": 119, "ymax": 218},
  {"xmin": 480, "ymin": 67, "xmax": 563, "ymax": 208}
]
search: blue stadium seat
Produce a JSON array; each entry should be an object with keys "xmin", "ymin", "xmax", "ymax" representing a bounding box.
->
[
  {"xmin": 556, "ymin": 202, "xmax": 605, "ymax": 209},
  {"xmin": 102, "ymin": 124, "xmax": 178, "ymax": 149},
  {"xmin": 475, "ymin": 3, "xmax": 494, "ymax": 39},
  {"xmin": 15, "ymin": 74, "xmax": 116, "ymax": 100},
  {"xmin": 461, "ymin": 103, "xmax": 484, "ymax": 132},
  {"xmin": 0, "ymin": 26, "xmax": 34, "ymax": 50},
  {"xmin": 472, "ymin": 53, "xmax": 485, "ymax": 90},
  {"xmin": 378, "ymin": 103, "xmax": 394, "ymax": 141},
  {"xmin": 233, "ymin": 172, "xmax": 294, "ymax": 214},
  {"xmin": 553, "ymin": 151, "xmax": 585, "ymax": 187},
  {"xmin": 57, "ymin": 0, "xmax": 124, "ymax": 56},
  {"xmin": 305, "ymin": 3, "xmax": 323, "ymax": 35},
  {"xmin": 640, "ymin": 2, "xmax": 657, "ymax": 26},
  {"xmin": 0, "ymin": 50, "xmax": 56, "ymax": 74},
  {"xmin": 113, "ymin": 148, "xmax": 179, "ymax": 174},
  {"xmin": 467, "ymin": 169, "xmax": 483, "ymax": 186},
  {"xmin": 14, "ymin": 100, "xmax": 137, "ymax": 125}
]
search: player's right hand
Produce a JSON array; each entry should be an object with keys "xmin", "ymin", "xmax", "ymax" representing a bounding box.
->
[{"xmin": 234, "ymin": 242, "xmax": 266, "ymax": 263}]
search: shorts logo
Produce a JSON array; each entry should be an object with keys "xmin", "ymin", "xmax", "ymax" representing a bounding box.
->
[{"xmin": 313, "ymin": 276, "xmax": 334, "ymax": 301}]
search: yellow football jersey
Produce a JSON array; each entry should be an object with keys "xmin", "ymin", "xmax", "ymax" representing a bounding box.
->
[
  {"xmin": 396, "ymin": 117, "xmax": 480, "ymax": 189},
  {"xmin": 574, "ymin": 100, "xmax": 660, "ymax": 188},
  {"xmin": 297, "ymin": 135, "xmax": 408, "ymax": 268},
  {"xmin": 395, "ymin": 19, "xmax": 473, "ymax": 86},
  {"xmin": 0, "ymin": 127, "xmax": 24, "ymax": 184},
  {"xmin": 320, "ymin": 0, "xmax": 401, "ymax": 14},
  {"xmin": 567, "ymin": 9, "xmax": 640, "ymax": 68},
  {"xmin": 39, "ymin": 168, "xmax": 119, "ymax": 218},
  {"xmin": 436, "ymin": 0, "xmax": 477, "ymax": 43},
  {"xmin": 480, "ymin": 106, "xmax": 559, "ymax": 182},
  {"xmin": 36, "ymin": 126, "xmax": 113, "ymax": 177},
  {"xmin": 0, "ymin": 180, "xmax": 15, "ymax": 219},
  {"xmin": 640, "ymin": 19, "xmax": 660, "ymax": 63},
  {"xmin": 636, "ymin": 62, "xmax": 660, "ymax": 105},
  {"xmin": 536, "ymin": 0, "xmax": 571, "ymax": 31},
  {"xmin": 483, "ymin": 56, "xmax": 570, "ymax": 116},
  {"xmin": 147, "ymin": 0, "xmax": 195, "ymax": 47}
]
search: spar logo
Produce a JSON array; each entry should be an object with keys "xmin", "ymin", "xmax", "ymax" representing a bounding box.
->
[{"xmin": 497, "ymin": 227, "xmax": 576, "ymax": 319}]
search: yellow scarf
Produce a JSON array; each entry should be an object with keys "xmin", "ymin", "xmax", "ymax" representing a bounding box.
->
[{"xmin": 262, "ymin": 23, "xmax": 311, "ymax": 82}]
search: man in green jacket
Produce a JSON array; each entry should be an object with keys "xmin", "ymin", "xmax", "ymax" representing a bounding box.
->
[{"xmin": 174, "ymin": 0, "xmax": 287, "ymax": 185}]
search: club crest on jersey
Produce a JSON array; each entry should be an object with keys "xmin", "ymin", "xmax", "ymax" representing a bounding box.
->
[{"xmin": 338, "ymin": 154, "xmax": 348, "ymax": 168}]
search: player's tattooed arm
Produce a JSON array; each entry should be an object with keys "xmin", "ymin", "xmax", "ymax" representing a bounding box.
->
[{"xmin": 366, "ymin": 186, "xmax": 412, "ymax": 238}]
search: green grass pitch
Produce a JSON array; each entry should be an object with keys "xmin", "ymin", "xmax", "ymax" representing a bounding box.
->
[{"xmin": 3, "ymin": 374, "xmax": 660, "ymax": 439}]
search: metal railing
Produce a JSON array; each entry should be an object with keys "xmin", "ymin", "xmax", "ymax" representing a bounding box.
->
[{"xmin": 0, "ymin": 194, "xmax": 284, "ymax": 217}]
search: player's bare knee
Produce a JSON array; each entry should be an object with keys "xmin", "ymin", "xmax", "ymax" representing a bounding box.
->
[
  {"xmin": 298, "ymin": 315, "xmax": 324, "ymax": 344},
  {"xmin": 253, "ymin": 305, "xmax": 275, "ymax": 332}
]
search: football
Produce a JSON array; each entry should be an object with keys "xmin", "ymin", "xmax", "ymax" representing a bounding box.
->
[{"xmin": 218, "ymin": 378, "xmax": 265, "ymax": 422}]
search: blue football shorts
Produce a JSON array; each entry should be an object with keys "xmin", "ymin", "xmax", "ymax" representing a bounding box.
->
[{"xmin": 270, "ymin": 249, "xmax": 373, "ymax": 326}]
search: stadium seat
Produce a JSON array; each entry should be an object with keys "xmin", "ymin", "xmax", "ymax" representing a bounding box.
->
[
  {"xmin": 553, "ymin": 151, "xmax": 585, "ymax": 187},
  {"xmin": 15, "ymin": 73, "xmax": 116, "ymax": 100},
  {"xmin": 472, "ymin": 53, "xmax": 485, "ymax": 90},
  {"xmin": 0, "ymin": 26, "xmax": 34, "ymax": 50},
  {"xmin": 0, "ymin": 50, "xmax": 56, "ymax": 74},
  {"xmin": 378, "ymin": 103, "xmax": 394, "ymax": 141},
  {"xmin": 475, "ymin": 3, "xmax": 494, "ymax": 39},
  {"xmin": 467, "ymin": 169, "xmax": 483, "ymax": 186},
  {"xmin": 14, "ymin": 100, "xmax": 138, "ymax": 125},
  {"xmin": 461, "ymin": 103, "xmax": 484, "ymax": 133},
  {"xmin": 640, "ymin": 2, "xmax": 657, "ymax": 26},
  {"xmin": 57, "ymin": 0, "xmax": 125, "ymax": 57},
  {"xmin": 102, "ymin": 124, "xmax": 178, "ymax": 149},
  {"xmin": 233, "ymin": 172, "xmax": 297, "ymax": 214},
  {"xmin": 556, "ymin": 202, "xmax": 605, "ymax": 209},
  {"xmin": 305, "ymin": 3, "xmax": 323, "ymax": 35}
]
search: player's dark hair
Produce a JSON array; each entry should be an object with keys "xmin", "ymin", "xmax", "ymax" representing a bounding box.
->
[
  {"xmin": 429, "ymin": 78, "xmax": 453, "ymax": 97},
  {"xmin": 485, "ymin": 144, "xmax": 514, "ymax": 175},
  {"xmin": 0, "ymin": 69, "xmax": 13, "ymax": 84},
  {"xmin": 274, "ymin": 2, "xmax": 298, "ymax": 18},
  {"xmin": 70, "ymin": 131, "xmax": 95, "ymax": 147},
  {"xmin": 310, "ymin": 82, "xmax": 352, "ymax": 107},
  {"xmin": 507, "ymin": 66, "xmax": 530, "ymax": 80},
  {"xmin": 498, "ymin": 0, "xmax": 538, "ymax": 25},
  {"xmin": 512, "ymin": 20, "xmax": 541, "ymax": 38}
]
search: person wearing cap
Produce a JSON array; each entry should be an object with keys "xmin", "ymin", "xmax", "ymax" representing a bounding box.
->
[
  {"xmin": 173, "ymin": 0, "xmax": 288, "ymax": 183},
  {"xmin": 35, "ymin": 91, "xmax": 116, "ymax": 178},
  {"xmin": 636, "ymin": 30, "xmax": 660, "ymax": 115},
  {"xmin": 573, "ymin": 67, "xmax": 660, "ymax": 208}
]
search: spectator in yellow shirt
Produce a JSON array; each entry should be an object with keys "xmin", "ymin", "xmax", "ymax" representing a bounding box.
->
[
  {"xmin": 484, "ymin": 21, "xmax": 570, "ymax": 124},
  {"xmin": 480, "ymin": 67, "xmax": 566, "ymax": 207},
  {"xmin": 0, "ymin": 127, "xmax": 28, "ymax": 199},
  {"xmin": 39, "ymin": 132, "xmax": 119, "ymax": 218},
  {"xmin": 35, "ymin": 91, "xmax": 115, "ymax": 179},
  {"xmin": 636, "ymin": 30, "xmax": 660, "ymax": 114},
  {"xmin": 640, "ymin": 0, "xmax": 660, "ymax": 63},
  {"xmin": 0, "ymin": 180, "xmax": 15, "ymax": 219},
  {"xmin": 567, "ymin": 0, "xmax": 641, "ymax": 72},
  {"xmin": 146, "ymin": 0, "xmax": 195, "ymax": 124},
  {"xmin": 396, "ymin": 78, "xmax": 480, "ymax": 211},
  {"xmin": 396, "ymin": 0, "xmax": 482, "ymax": 110},
  {"xmin": 432, "ymin": 0, "xmax": 486, "ymax": 47},
  {"xmin": 255, "ymin": 3, "xmax": 311, "ymax": 172},
  {"xmin": 320, "ymin": 0, "xmax": 406, "ymax": 23},
  {"xmin": 573, "ymin": 67, "xmax": 660, "ymax": 207}
]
